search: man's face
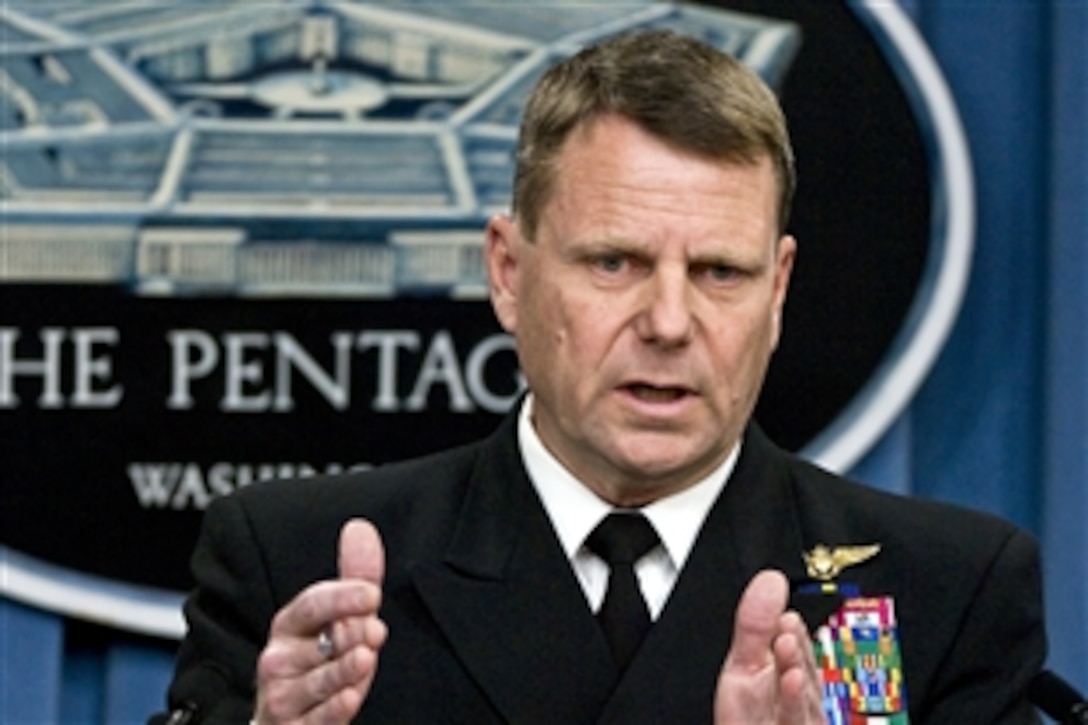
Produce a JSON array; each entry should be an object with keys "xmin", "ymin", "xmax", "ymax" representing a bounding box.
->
[{"xmin": 487, "ymin": 115, "xmax": 795, "ymax": 506}]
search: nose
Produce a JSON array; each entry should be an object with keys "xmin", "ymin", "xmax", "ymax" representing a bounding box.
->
[{"xmin": 635, "ymin": 267, "xmax": 695, "ymax": 347}]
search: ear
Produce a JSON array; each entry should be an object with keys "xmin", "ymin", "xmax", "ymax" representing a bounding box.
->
[
  {"xmin": 769, "ymin": 234, "xmax": 797, "ymax": 350},
  {"xmin": 486, "ymin": 214, "xmax": 521, "ymax": 334}
]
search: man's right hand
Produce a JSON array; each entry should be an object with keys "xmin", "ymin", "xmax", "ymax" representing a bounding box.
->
[{"xmin": 254, "ymin": 519, "xmax": 387, "ymax": 724}]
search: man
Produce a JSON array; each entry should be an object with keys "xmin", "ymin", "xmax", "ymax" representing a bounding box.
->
[{"xmin": 160, "ymin": 30, "xmax": 1045, "ymax": 723}]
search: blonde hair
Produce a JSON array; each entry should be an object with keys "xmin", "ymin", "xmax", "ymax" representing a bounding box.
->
[{"xmin": 513, "ymin": 29, "xmax": 796, "ymax": 239}]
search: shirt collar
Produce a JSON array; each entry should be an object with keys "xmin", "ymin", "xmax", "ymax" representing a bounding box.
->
[{"xmin": 518, "ymin": 395, "xmax": 739, "ymax": 570}]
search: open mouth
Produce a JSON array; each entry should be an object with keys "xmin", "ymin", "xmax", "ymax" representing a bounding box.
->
[{"xmin": 624, "ymin": 383, "xmax": 692, "ymax": 403}]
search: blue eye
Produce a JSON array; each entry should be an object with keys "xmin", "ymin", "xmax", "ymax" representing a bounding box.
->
[
  {"xmin": 708, "ymin": 264, "xmax": 737, "ymax": 281},
  {"xmin": 596, "ymin": 254, "xmax": 626, "ymax": 273}
]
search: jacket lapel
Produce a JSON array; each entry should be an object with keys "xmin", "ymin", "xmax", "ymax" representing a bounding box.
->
[
  {"xmin": 410, "ymin": 415, "xmax": 618, "ymax": 722},
  {"xmin": 600, "ymin": 425, "xmax": 811, "ymax": 722},
  {"xmin": 411, "ymin": 419, "xmax": 817, "ymax": 722}
]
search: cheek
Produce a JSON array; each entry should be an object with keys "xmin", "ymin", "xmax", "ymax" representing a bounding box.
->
[
  {"xmin": 520, "ymin": 287, "xmax": 577, "ymax": 361},
  {"xmin": 708, "ymin": 312, "xmax": 775, "ymax": 374},
  {"xmin": 561, "ymin": 298, "xmax": 622, "ymax": 357},
  {"xmin": 542, "ymin": 282, "xmax": 593, "ymax": 339}
]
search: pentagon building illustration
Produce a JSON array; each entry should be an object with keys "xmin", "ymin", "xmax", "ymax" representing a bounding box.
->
[{"xmin": 1, "ymin": 1, "xmax": 799, "ymax": 298}]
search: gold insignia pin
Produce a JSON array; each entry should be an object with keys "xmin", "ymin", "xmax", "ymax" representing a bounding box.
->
[{"xmin": 803, "ymin": 543, "xmax": 882, "ymax": 581}]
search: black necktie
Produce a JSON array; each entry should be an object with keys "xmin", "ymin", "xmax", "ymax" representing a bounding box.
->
[{"xmin": 585, "ymin": 511, "xmax": 661, "ymax": 671}]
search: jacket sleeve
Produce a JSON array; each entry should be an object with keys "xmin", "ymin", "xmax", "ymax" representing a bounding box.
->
[
  {"xmin": 161, "ymin": 494, "xmax": 280, "ymax": 723},
  {"xmin": 917, "ymin": 527, "xmax": 1047, "ymax": 723}
]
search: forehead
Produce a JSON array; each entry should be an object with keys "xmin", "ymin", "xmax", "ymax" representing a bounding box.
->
[{"xmin": 542, "ymin": 116, "xmax": 779, "ymax": 248}]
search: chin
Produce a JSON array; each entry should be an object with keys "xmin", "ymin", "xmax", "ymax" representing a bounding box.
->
[{"xmin": 614, "ymin": 449, "xmax": 711, "ymax": 487}]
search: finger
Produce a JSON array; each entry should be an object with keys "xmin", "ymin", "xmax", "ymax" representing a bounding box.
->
[
  {"xmin": 305, "ymin": 614, "xmax": 385, "ymax": 672},
  {"xmin": 774, "ymin": 612, "xmax": 813, "ymax": 675},
  {"xmin": 300, "ymin": 686, "xmax": 366, "ymax": 725},
  {"xmin": 269, "ymin": 580, "xmax": 380, "ymax": 641},
  {"xmin": 260, "ymin": 642, "xmax": 376, "ymax": 723},
  {"xmin": 311, "ymin": 630, "xmax": 383, "ymax": 721},
  {"xmin": 300, "ymin": 689, "xmax": 365, "ymax": 725},
  {"xmin": 773, "ymin": 613, "xmax": 825, "ymax": 723},
  {"xmin": 259, "ymin": 616, "xmax": 361, "ymax": 684},
  {"xmin": 339, "ymin": 518, "xmax": 385, "ymax": 586},
  {"xmin": 317, "ymin": 614, "xmax": 388, "ymax": 667},
  {"xmin": 362, "ymin": 614, "xmax": 389, "ymax": 651},
  {"xmin": 726, "ymin": 569, "xmax": 790, "ymax": 672},
  {"xmin": 782, "ymin": 610, "xmax": 822, "ymax": 698}
]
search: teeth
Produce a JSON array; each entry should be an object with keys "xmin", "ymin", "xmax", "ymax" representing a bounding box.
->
[{"xmin": 630, "ymin": 384, "xmax": 685, "ymax": 402}]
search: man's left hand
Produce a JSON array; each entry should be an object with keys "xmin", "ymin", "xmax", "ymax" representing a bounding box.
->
[{"xmin": 714, "ymin": 569, "xmax": 827, "ymax": 724}]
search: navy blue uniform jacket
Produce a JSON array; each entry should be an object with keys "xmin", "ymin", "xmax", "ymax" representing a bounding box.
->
[{"xmin": 165, "ymin": 412, "xmax": 1046, "ymax": 722}]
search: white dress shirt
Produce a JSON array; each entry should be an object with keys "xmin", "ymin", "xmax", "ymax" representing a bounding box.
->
[{"xmin": 517, "ymin": 396, "xmax": 739, "ymax": 619}]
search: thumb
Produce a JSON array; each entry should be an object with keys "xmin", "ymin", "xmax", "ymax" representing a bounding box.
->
[
  {"xmin": 726, "ymin": 569, "xmax": 789, "ymax": 670},
  {"xmin": 338, "ymin": 518, "xmax": 385, "ymax": 585}
]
